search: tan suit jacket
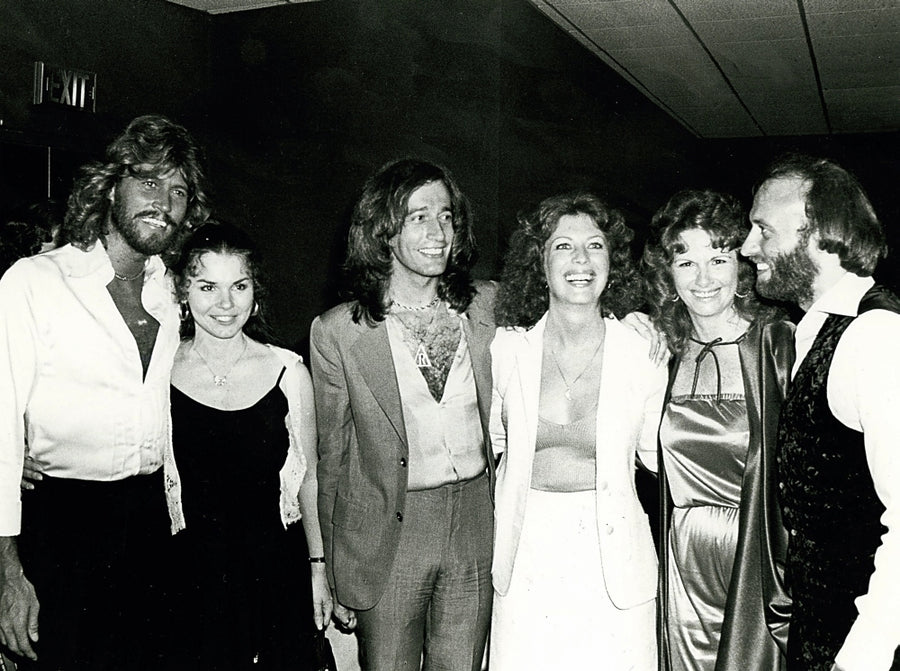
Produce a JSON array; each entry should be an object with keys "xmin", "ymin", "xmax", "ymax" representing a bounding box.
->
[{"xmin": 310, "ymin": 282, "xmax": 496, "ymax": 610}]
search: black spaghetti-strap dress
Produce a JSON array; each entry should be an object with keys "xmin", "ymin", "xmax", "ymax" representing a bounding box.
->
[{"xmin": 168, "ymin": 370, "xmax": 314, "ymax": 670}]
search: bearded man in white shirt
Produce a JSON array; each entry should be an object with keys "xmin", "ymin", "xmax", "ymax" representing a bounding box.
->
[
  {"xmin": 0, "ymin": 114, "xmax": 209, "ymax": 669},
  {"xmin": 741, "ymin": 154, "xmax": 900, "ymax": 671}
]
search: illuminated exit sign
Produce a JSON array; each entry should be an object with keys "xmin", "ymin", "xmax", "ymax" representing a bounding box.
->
[{"xmin": 33, "ymin": 61, "xmax": 97, "ymax": 112}]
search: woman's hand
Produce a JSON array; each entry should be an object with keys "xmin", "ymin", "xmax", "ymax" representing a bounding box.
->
[
  {"xmin": 621, "ymin": 311, "xmax": 670, "ymax": 365},
  {"xmin": 310, "ymin": 563, "xmax": 333, "ymax": 631}
]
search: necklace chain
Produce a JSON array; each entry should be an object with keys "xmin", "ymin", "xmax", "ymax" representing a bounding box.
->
[
  {"xmin": 551, "ymin": 340, "xmax": 604, "ymax": 401},
  {"xmin": 114, "ymin": 268, "xmax": 145, "ymax": 282},
  {"xmin": 193, "ymin": 337, "xmax": 248, "ymax": 387},
  {"xmin": 390, "ymin": 296, "xmax": 440, "ymax": 312}
]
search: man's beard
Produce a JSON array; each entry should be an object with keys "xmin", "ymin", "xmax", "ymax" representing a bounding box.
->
[
  {"xmin": 110, "ymin": 197, "xmax": 179, "ymax": 257},
  {"xmin": 756, "ymin": 243, "xmax": 817, "ymax": 307}
]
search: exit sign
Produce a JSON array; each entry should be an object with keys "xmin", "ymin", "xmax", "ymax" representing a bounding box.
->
[{"xmin": 33, "ymin": 61, "xmax": 97, "ymax": 112}]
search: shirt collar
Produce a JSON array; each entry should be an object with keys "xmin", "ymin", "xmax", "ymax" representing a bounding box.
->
[
  {"xmin": 49, "ymin": 241, "xmax": 166, "ymax": 285},
  {"xmin": 805, "ymin": 271, "xmax": 874, "ymax": 318}
]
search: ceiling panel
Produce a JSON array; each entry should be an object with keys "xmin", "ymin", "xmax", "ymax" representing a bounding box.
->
[
  {"xmin": 529, "ymin": 0, "xmax": 900, "ymax": 137},
  {"xmin": 165, "ymin": 0, "xmax": 899, "ymax": 137}
]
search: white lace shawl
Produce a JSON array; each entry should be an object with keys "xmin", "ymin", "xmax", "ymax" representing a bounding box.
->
[{"xmin": 164, "ymin": 344, "xmax": 308, "ymax": 534}]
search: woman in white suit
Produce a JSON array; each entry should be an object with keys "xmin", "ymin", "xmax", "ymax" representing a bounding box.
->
[{"xmin": 489, "ymin": 192, "xmax": 666, "ymax": 670}]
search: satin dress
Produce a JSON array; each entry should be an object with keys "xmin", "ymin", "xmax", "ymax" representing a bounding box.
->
[{"xmin": 660, "ymin": 339, "xmax": 749, "ymax": 671}]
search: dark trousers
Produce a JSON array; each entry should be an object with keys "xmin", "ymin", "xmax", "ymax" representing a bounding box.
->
[
  {"xmin": 15, "ymin": 471, "xmax": 170, "ymax": 671},
  {"xmin": 355, "ymin": 473, "xmax": 493, "ymax": 671}
]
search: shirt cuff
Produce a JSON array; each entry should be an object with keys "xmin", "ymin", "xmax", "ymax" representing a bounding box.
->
[
  {"xmin": 835, "ymin": 614, "xmax": 898, "ymax": 671},
  {"xmin": 0, "ymin": 499, "xmax": 22, "ymax": 537}
]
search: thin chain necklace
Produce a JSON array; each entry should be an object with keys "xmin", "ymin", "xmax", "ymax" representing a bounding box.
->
[
  {"xmin": 192, "ymin": 337, "xmax": 248, "ymax": 387},
  {"xmin": 114, "ymin": 269, "xmax": 144, "ymax": 282},
  {"xmin": 552, "ymin": 339, "xmax": 604, "ymax": 401},
  {"xmin": 390, "ymin": 295, "xmax": 440, "ymax": 312}
]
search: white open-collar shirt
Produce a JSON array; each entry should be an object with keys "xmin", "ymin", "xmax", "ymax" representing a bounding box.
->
[
  {"xmin": 0, "ymin": 243, "xmax": 179, "ymax": 536},
  {"xmin": 793, "ymin": 272, "xmax": 900, "ymax": 671}
]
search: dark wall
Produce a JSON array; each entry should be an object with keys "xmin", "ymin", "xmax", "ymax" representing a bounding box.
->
[
  {"xmin": 206, "ymin": 0, "xmax": 706, "ymax": 347},
  {"xmin": 0, "ymin": 0, "xmax": 211, "ymax": 205},
  {"xmin": 3, "ymin": 0, "xmax": 895, "ymax": 347}
]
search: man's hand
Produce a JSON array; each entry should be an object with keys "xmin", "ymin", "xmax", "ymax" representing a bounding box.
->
[
  {"xmin": 20, "ymin": 456, "xmax": 43, "ymax": 491},
  {"xmin": 331, "ymin": 591, "xmax": 357, "ymax": 632},
  {"xmin": 0, "ymin": 564, "xmax": 39, "ymax": 660},
  {"xmin": 621, "ymin": 311, "xmax": 670, "ymax": 365}
]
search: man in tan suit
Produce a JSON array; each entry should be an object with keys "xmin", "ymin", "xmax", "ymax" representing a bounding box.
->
[{"xmin": 310, "ymin": 158, "xmax": 495, "ymax": 671}]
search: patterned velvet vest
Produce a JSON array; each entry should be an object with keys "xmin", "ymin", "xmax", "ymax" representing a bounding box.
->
[{"xmin": 777, "ymin": 285, "xmax": 900, "ymax": 671}]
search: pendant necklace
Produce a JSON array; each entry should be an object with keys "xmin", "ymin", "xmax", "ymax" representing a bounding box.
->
[
  {"xmin": 391, "ymin": 297, "xmax": 441, "ymax": 368},
  {"xmin": 193, "ymin": 337, "xmax": 248, "ymax": 387},
  {"xmin": 552, "ymin": 340, "xmax": 603, "ymax": 401}
]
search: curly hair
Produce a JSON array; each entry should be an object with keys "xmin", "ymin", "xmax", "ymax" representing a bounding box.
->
[
  {"xmin": 171, "ymin": 220, "xmax": 279, "ymax": 345},
  {"xmin": 343, "ymin": 158, "xmax": 477, "ymax": 325},
  {"xmin": 495, "ymin": 192, "xmax": 642, "ymax": 329},
  {"xmin": 754, "ymin": 153, "xmax": 886, "ymax": 276},
  {"xmin": 642, "ymin": 189, "xmax": 766, "ymax": 355},
  {"xmin": 61, "ymin": 114, "xmax": 210, "ymax": 251}
]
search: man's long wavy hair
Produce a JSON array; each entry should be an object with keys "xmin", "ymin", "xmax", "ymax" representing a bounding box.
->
[
  {"xmin": 344, "ymin": 158, "xmax": 477, "ymax": 325},
  {"xmin": 495, "ymin": 192, "xmax": 642, "ymax": 329},
  {"xmin": 642, "ymin": 189, "xmax": 766, "ymax": 355},
  {"xmin": 172, "ymin": 220, "xmax": 280, "ymax": 346},
  {"xmin": 753, "ymin": 153, "xmax": 886, "ymax": 276},
  {"xmin": 61, "ymin": 114, "xmax": 210, "ymax": 251}
]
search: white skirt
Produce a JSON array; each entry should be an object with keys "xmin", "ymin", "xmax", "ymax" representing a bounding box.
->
[{"xmin": 489, "ymin": 489, "xmax": 656, "ymax": 671}]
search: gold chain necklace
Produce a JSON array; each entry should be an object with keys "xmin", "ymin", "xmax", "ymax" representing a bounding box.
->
[
  {"xmin": 551, "ymin": 340, "xmax": 603, "ymax": 401},
  {"xmin": 114, "ymin": 269, "xmax": 144, "ymax": 282},
  {"xmin": 192, "ymin": 337, "xmax": 248, "ymax": 387}
]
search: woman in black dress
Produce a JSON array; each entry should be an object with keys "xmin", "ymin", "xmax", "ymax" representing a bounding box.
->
[{"xmin": 165, "ymin": 221, "xmax": 331, "ymax": 669}]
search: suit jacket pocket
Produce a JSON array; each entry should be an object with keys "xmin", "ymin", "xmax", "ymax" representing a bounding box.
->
[{"xmin": 333, "ymin": 494, "xmax": 366, "ymax": 531}]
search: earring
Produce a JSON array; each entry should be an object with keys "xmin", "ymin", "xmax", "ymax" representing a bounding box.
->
[
  {"xmin": 252, "ymin": 302, "xmax": 259, "ymax": 316},
  {"xmin": 735, "ymin": 291, "xmax": 748, "ymax": 299},
  {"xmin": 179, "ymin": 302, "xmax": 190, "ymax": 321},
  {"xmin": 669, "ymin": 294, "xmax": 680, "ymax": 303}
]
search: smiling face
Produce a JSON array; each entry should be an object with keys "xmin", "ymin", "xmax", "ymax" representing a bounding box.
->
[
  {"xmin": 186, "ymin": 252, "xmax": 255, "ymax": 341},
  {"xmin": 110, "ymin": 164, "xmax": 189, "ymax": 256},
  {"xmin": 671, "ymin": 228, "xmax": 740, "ymax": 323},
  {"xmin": 742, "ymin": 175, "xmax": 819, "ymax": 309},
  {"xmin": 543, "ymin": 212, "xmax": 610, "ymax": 308},
  {"xmin": 388, "ymin": 180, "xmax": 453, "ymax": 289}
]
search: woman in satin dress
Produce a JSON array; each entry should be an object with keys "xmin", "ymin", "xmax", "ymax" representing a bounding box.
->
[{"xmin": 642, "ymin": 190, "xmax": 793, "ymax": 671}]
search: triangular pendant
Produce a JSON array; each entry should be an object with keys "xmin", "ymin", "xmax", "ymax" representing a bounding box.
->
[{"xmin": 415, "ymin": 343, "xmax": 432, "ymax": 368}]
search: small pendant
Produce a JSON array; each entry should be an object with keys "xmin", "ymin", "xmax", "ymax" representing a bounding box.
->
[
  {"xmin": 564, "ymin": 387, "xmax": 572, "ymax": 401},
  {"xmin": 415, "ymin": 343, "xmax": 432, "ymax": 368},
  {"xmin": 213, "ymin": 375, "xmax": 227, "ymax": 386}
]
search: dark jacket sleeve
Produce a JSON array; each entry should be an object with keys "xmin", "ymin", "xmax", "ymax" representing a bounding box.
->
[{"xmin": 716, "ymin": 318, "xmax": 794, "ymax": 670}]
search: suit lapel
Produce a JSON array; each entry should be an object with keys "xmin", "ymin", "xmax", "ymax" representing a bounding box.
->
[{"xmin": 353, "ymin": 320, "xmax": 408, "ymax": 449}]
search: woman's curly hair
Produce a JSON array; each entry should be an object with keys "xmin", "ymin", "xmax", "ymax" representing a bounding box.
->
[
  {"xmin": 344, "ymin": 158, "xmax": 477, "ymax": 325},
  {"xmin": 495, "ymin": 192, "xmax": 642, "ymax": 329},
  {"xmin": 642, "ymin": 189, "xmax": 768, "ymax": 354},
  {"xmin": 171, "ymin": 220, "xmax": 280, "ymax": 346},
  {"xmin": 61, "ymin": 114, "xmax": 210, "ymax": 251}
]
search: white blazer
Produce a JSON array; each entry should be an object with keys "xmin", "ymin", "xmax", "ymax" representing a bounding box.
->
[{"xmin": 489, "ymin": 313, "xmax": 666, "ymax": 609}]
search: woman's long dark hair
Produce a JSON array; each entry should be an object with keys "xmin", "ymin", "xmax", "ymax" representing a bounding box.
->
[{"xmin": 172, "ymin": 220, "xmax": 280, "ymax": 345}]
